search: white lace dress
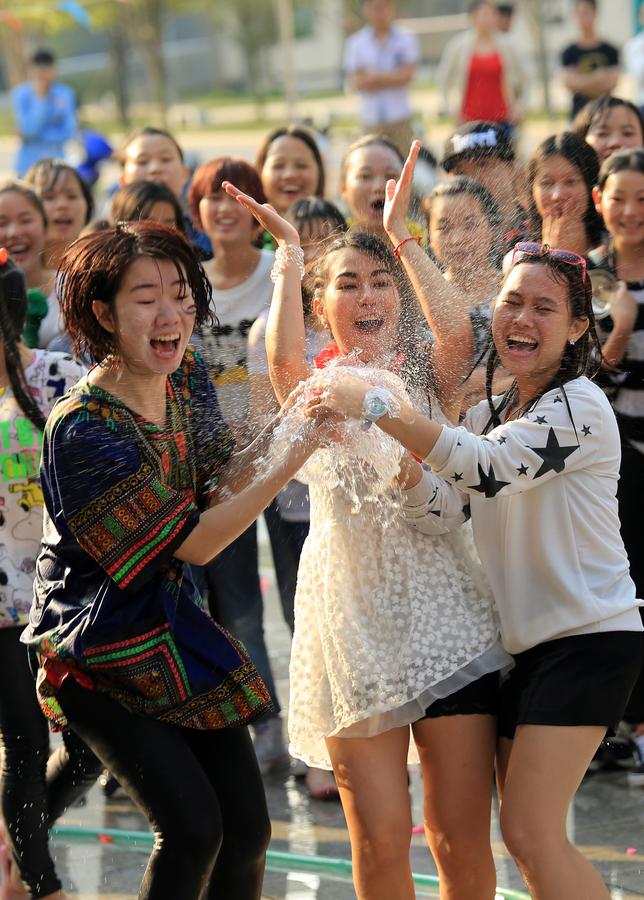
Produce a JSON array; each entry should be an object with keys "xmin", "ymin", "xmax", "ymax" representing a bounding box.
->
[{"xmin": 276, "ymin": 364, "xmax": 508, "ymax": 769}]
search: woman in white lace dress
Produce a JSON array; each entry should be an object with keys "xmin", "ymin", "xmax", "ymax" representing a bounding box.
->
[{"xmin": 224, "ymin": 167, "xmax": 509, "ymax": 900}]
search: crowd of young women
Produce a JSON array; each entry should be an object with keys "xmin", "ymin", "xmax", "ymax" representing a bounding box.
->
[{"xmin": 0, "ymin": 93, "xmax": 641, "ymax": 900}]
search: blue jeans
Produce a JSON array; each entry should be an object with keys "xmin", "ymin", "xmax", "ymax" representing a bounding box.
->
[
  {"xmin": 205, "ymin": 522, "xmax": 280, "ymax": 715},
  {"xmin": 263, "ymin": 501, "xmax": 309, "ymax": 635},
  {"xmin": 204, "ymin": 508, "xmax": 309, "ymax": 716}
]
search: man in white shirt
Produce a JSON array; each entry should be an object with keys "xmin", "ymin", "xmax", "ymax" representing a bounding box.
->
[{"xmin": 343, "ymin": 0, "xmax": 419, "ymax": 156}]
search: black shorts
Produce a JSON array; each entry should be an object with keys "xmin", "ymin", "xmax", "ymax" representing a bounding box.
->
[
  {"xmin": 423, "ymin": 670, "xmax": 500, "ymax": 719},
  {"xmin": 498, "ymin": 631, "xmax": 644, "ymax": 740}
]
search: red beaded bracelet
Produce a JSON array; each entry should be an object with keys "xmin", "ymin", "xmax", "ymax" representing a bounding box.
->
[{"xmin": 392, "ymin": 235, "xmax": 422, "ymax": 259}]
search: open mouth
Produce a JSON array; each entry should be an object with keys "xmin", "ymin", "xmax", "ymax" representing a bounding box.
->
[
  {"xmin": 150, "ymin": 333, "xmax": 181, "ymax": 357},
  {"xmin": 505, "ymin": 333, "xmax": 538, "ymax": 355},
  {"xmin": 53, "ymin": 217, "xmax": 74, "ymax": 228},
  {"xmin": 8, "ymin": 244, "xmax": 30, "ymax": 260},
  {"xmin": 369, "ymin": 200, "xmax": 385, "ymax": 214},
  {"xmin": 354, "ymin": 318, "xmax": 384, "ymax": 333}
]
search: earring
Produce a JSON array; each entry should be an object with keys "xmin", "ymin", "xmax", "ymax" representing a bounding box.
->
[{"xmin": 569, "ymin": 339, "xmax": 576, "ymax": 346}]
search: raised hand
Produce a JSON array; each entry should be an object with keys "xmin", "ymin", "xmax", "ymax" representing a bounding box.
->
[
  {"xmin": 222, "ymin": 181, "xmax": 300, "ymax": 246},
  {"xmin": 383, "ymin": 139, "xmax": 420, "ymax": 243}
]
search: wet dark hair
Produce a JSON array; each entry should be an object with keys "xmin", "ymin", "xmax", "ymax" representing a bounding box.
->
[
  {"xmin": 597, "ymin": 146, "xmax": 644, "ymax": 190},
  {"xmin": 24, "ymin": 159, "xmax": 94, "ymax": 224},
  {"xmin": 256, "ymin": 126, "xmax": 325, "ymax": 198},
  {"xmin": 423, "ymin": 177, "xmax": 503, "ymax": 267},
  {"xmin": 572, "ymin": 96, "xmax": 644, "ymax": 145},
  {"xmin": 116, "ymin": 126, "xmax": 185, "ymax": 165},
  {"xmin": 0, "ymin": 258, "xmax": 47, "ymax": 430},
  {"xmin": 526, "ymin": 132, "xmax": 602, "ymax": 248},
  {"xmin": 0, "ymin": 182, "xmax": 47, "ymax": 227},
  {"xmin": 289, "ymin": 197, "xmax": 347, "ymax": 240},
  {"xmin": 58, "ymin": 222, "xmax": 214, "ymax": 363},
  {"xmin": 111, "ymin": 180, "xmax": 185, "ymax": 231},
  {"xmin": 484, "ymin": 249, "xmax": 601, "ymax": 430},
  {"xmin": 341, "ymin": 134, "xmax": 405, "ymax": 181},
  {"xmin": 188, "ymin": 157, "xmax": 265, "ymax": 229}
]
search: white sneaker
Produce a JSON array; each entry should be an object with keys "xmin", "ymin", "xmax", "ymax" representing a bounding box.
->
[{"xmin": 252, "ymin": 716, "xmax": 290, "ymax": 775}]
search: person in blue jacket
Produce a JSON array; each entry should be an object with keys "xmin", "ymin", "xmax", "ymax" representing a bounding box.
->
[{"xmin": 12, "ymin": 49, "xmax": 76, "ymax": 177}]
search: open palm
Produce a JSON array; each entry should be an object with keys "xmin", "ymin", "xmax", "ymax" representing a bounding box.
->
[
  {"xmin": 223, "ymin": 181, "xmax": 300, "ymax": 246},
  {"xmin": 382, "ymin": 140, "xmax": 420, "ymax": 240}
]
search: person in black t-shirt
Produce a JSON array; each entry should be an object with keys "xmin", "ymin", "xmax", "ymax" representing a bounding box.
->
[{"xmin": 561, "ymin": 0, "xmax": 619, "ymax": 119}]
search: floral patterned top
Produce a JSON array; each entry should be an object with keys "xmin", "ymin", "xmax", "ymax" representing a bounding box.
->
[{"xmin": 22, "ymin": 348, "xmax": 272, "ymax": 731}]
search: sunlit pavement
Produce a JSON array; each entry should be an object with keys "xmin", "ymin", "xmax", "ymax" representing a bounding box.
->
[{"xmin": 47, "ymin": 537, "xmax": 644, "ymax": 900}]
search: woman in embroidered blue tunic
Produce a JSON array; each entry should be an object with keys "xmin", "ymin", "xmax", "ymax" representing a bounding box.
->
[{"xmin": 22, "ymin": 222, "xmax": 332, "ymax": 900}]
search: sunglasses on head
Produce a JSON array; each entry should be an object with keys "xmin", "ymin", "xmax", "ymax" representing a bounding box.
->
[{"xmin": 511, "ymin": 242, "xmax": 587, "ymax": 286}]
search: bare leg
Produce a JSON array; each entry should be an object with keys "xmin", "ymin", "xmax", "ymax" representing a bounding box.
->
[
  {"xmin": 412, "ymin": 715, "xmax": 497, "ymax": 900},
  {"xmin": 326, "ymin": 726, "xmax": 414, "ymax": 900},
  {"xmin": 498, "ymin": 724, "xmax": 609, "ymax": 900}
]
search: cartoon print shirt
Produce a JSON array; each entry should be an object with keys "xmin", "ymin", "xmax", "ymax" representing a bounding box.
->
[
  {"xmin": 194, "ymin": 250, "xmax": 274, "ymax": 431},
  {"xmin": 0, "ymin": 349, "xmax": 84, "ymax": 628}
]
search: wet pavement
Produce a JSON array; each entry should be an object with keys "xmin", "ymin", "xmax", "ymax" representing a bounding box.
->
[{"xmin": 49, "ymin": 530, "xmax": 644, "ymax": 899}]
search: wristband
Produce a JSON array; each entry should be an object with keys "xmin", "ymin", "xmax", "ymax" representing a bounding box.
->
[{"xmin": 392, "ymin": 235, "xmax": 422, "ymax": 260}]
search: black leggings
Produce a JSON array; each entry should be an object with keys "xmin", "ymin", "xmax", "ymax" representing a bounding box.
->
[
  {"xmin": 619, "ymin": 442, "xmax": 644, "ymax": 722},
  {"xmin": 0, "ymin": 627, "xmax": 102, "ymax": 898},
  {"xmin": 57, "ymin": 677, "xmax": 271, "ymax": 900}
]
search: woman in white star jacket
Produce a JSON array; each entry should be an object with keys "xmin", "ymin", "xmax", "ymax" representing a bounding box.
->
[{"xmin": 309, "ymin": 144, "xmax": 643, "ymax": 900}]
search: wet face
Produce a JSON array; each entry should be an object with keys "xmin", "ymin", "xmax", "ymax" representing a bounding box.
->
[
  {"xmin": 0, "ymin": 191, "xmax": 46, "ymax": 280},
  {"xmin": 428, "ymin": 193, "xmax": 495, "ymax": 273},
  {"xmin": 594, "ymin": 169, "xmax": 644, "ymax": 249},
  {"xmin": 41, "ymin": 172, "xmax": 88, "ymax": 246},
  {"xmin": 342, "ymin": 145, "xmax": 402, "ymax": 229},
  {"xmin": 492, "ymin": 262, "xmax": 587, "ymax": 383},
  {"xmin": 146, "ymin": 200, "xmax": 180, "ymax": 228},
  {"xmin": 585, "ymin": 107, "xmax": 643, "ymax": 163},
  {"xmin": 315, "ymin": 247, "xmax": 401, "ymax": 360},
  {"xmin": 121, "ymin": 135, "xmax": 188, "ymax": 200},
  {"xmin": 532, "ymin": 154, "xmax": 588, "ymax": 224},
  {"xmin": 450, "ymin": 156, "xmax": 516, "ymax": 215},
  {"xmin": 198, "ymin": 187, "xmax": 257, "ymax": 247},
  {"xmin": 260, "ymin": 136, "xmax": 321, "ymax": 215},
  {"xmin": 93, "ymin": 256, "xmax": 196, "ymax": 376}
]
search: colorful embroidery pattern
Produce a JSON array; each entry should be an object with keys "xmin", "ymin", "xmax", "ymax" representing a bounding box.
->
[
  {"xmin": 68, "ymin": 465, "xmax": 196, "ymax": 589},
  {"xmin": 27, "ymin": 351, "xmax": 271, "ymax": 732}
]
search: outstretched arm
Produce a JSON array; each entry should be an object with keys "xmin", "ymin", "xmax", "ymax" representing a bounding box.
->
[
  {"xmin": 223, "ymin": 182, "xmax": 311, "ymax": 402},
  {"xmin": 382, "ymin": 141, "xmax": 474, "ymax": 413}
]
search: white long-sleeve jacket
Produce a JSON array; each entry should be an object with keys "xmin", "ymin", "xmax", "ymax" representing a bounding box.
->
[{"xmin": 403, "ymin": 376, "xmax": 642, "ymax": 654}]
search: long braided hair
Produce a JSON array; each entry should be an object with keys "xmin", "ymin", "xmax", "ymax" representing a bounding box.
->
[{"xmin": 0, "ymin": 255, "xmax": 47, "ymax": 431}]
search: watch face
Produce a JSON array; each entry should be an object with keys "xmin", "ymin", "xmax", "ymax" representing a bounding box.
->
[{"xmin": 366, "ymin": 396, "xmax": 388, "ymax": 418}]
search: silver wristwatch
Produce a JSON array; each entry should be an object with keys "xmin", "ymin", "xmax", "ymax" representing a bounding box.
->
[{"xmin": 360, "ymin": 387, "xmax": 395, "ymax": 431}]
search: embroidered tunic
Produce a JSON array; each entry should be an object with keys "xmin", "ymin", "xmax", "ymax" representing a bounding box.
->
[{"xmin": 22, "ymin": 349, "xmax": 272, "ymax": 730}]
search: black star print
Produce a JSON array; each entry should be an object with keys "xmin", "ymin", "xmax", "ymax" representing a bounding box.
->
[
  {"xmin": 452, "ymin": 473, "xmax": 463, "ymax": 482},
  {"xmin": 469, "ymin": 463, "xmax": 510, "ymax": 498},
  {"xmin": 554, "ymin": 396, "xmax": 563, "ymax": 404},
  {"xmin": 581, "ymin": 424, "xmax": 592, "ymax": 436},
  {"xmin": 516, "ymin": 464, "xmax": 529, "ymax": 476},
  {"xmin": 529, "ymin": 428, "xmax": 578, "ymax": 478},
  {"xmin": 535, "ymin": 415, "xmax": 547, "ymax": 425},
  {"xmin": 498, "ymin": 436, "xmax": 507, "ymax": 445}
]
